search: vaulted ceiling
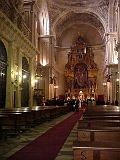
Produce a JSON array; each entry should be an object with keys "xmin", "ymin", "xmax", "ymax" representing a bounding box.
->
[{"xmin": 46, "ymin": 0, "xmax": 109, "ymax": 47}]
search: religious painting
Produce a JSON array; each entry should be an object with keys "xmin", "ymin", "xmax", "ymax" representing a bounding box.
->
[{"xmin": 74, "ymin": 63, "xmax": 88, "ymax": 89}]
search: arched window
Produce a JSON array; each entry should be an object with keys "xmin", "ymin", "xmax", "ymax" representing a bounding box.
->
[
  {"xmin": 0, "ymin": 41, "xmax": 7, "ymax": 108},
  {"xmin": 21, "ymin": 57, "xmax": 30, "ymax": 107}
]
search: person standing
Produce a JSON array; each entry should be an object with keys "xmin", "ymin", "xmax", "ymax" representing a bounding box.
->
[
  {"xmin": 75, "ymin": 98, "xmax": 79, "ymax": 112},
  {"xmin": 79, "ymin": 99, "xmax": 81, "ymax": 108},
  {"xmin": 115, "ymin": 100, "xmax": 118, "ymax": 106}
]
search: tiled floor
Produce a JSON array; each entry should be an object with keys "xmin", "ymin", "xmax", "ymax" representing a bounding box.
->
[{"xmin": 0, "ymin": 111, "xmax": 80, "ymax": 160}]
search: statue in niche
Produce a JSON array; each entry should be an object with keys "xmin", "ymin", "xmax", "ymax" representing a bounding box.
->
[
  {"xmin": 67, "ymin": 80, "xmax": 72, "ymax": 92},
  {"xmin": 76, "ymin": 36, "xmax": 84, "ymax": 45}
]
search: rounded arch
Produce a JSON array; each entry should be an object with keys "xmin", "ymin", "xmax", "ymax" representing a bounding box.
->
[
  {"xmin": 53, "ymin": 11, "xmax": 105, "ymax": 37},
  {"xmin": 59, "ymin": 24, "xmax": 103, "ymax": 47},
  {"xmin": 52, "ymin": 11, "xmax": 105, "ymax": 48}
]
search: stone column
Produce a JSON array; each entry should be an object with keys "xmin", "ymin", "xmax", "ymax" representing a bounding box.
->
[
  {"xmin": 111, "ymin": 71, "xmax": 117, "ymax": 103},
  {"xmin": 107, "ymin": 82, "xmax": 110, "ymax": 102},
  {"xmin": 117, "ymin": 1, "xmax": 120, "ymax": 104},
  {"xmin": 118, "ymin": 53, "xmax": 120, "ymax": 104},
  {"xmin": 107, "ymin": 33, "xmax": 117, "ymax": 64},
  {"xmin": 31, "ymin": 11, "xmax": 35, "ymax": 45},
  {"xmin": 117, "ymin": 1, "xmax": 120, "ymax": 40},
  {"xmin": 45, "ymin": 67, "xmax": 50, "ymax": 100},
  {"xmin": 49, "ymin": 36, "xmax": 54, "ymax": 100},
  {"xmin": 29, "ymin": 57, "xmax": 35, "ymax": 107},
  {"xmin": 17, "ymin": 48, "xmax": 22, "ymax": 107},
  {"xmin": 6, "ymin": 42, "xmax": 13, "ymax": 108}
]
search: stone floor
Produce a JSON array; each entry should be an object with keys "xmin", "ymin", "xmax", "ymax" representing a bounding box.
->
[{"xmin": 0, "ymin": 112, "xmax": 80, "ymax": 160}]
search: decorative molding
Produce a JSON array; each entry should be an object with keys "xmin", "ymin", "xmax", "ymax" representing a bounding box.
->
[
  {"xmin": 47, "ymin": 0, "xmax": 108, "ymax": 34},
  {"xmin": 0, "ymin": 11, "xmax": 39, "ymax": 57}
]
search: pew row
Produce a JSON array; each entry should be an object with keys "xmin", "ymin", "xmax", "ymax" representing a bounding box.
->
[
  {"xmin": 73, "ymin": 105, "xmax": 120, "ymax": 160},
  {"xmin": 77, "ymin": 126, "xmax": 120, "ymax": 142},
  {"xmin": 78, "ymin": 119, "xmax": 120, "ymax": 127},
  {"xmin": 83, "ymin": 115, "xmax": 120, "ymax": 120},
  {"xmin": 72, "ymin": 141, "xmax": 120, "ymax": 160},
  {"xmin": 86, "ymin": 105, "xmax": 120, "ymax": 110},
  {"xmin": 0, "ymin": 105, "xmax": 72, "ymax": 141}
]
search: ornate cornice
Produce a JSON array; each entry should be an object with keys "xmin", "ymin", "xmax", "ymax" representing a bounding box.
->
[{"xmin": 0, "ymin": 11, "xmax": 39, "ymax": 57}]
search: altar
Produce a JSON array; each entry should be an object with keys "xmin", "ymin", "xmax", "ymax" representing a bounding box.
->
[{"xmin": 64, "ymin": 36, "xmax": 98, "ymax": 100}]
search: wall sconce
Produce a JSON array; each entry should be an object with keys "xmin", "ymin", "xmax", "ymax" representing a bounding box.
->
[
  {"xmin": 15, "ymin": 71, "xmax": 18, "ymax": 76},
  {"xmin": 18, "ymin": 75, "xmax": 27, "ymax": 90},
  {"xmin": 22, "ymin": 74, "xmax": 27, "ymax": 83},
  {"xmin": 33, "ymin": 79, "xmax": 38, "ymax": 89},
  {"xmin": 103, "ymin": 83, "xmax": 107, "ymax": 86},
  {"xmin": 23, "ymin": 75, "xmax": 27, "ymax": 79},
  {"xmin": 11, "ymin": 71, "xmax": 19, "ymax": 85},
  {"xmin": 35, "ymin": 79, "xmax": 38, "ymax": 83},
  {"xmin": 54, "ymin": 85, "xmax": 58, "ymax": 99},
  {"xmin": 54, "ymin": 85, "xmax": 58, "ymax": 89}
]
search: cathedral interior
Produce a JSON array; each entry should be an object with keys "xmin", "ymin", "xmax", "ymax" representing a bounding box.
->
[{"xmin": 0, "ymin": 0, "xmax": 120, "ymax": 108}]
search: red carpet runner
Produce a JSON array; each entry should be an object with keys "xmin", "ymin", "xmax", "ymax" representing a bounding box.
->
[{"xmin": 7, "ymin": 108, "xmax": 84, "ymax": 160}]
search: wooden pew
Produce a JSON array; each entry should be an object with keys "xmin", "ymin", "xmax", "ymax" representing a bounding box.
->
[
  {"xmin": 86, "ymin": 105, "xmax": 120, "ymax": 110},
  {"xmin": 83, "ymin": 111, "xmax": 120, "ymax": 116},
  {"xmin": 84, "ymin": 105, "xmax": 120, "ymax": 114},
  {"xmin": 0, "ymin": 105, "xmax": 72, "ymax": 139},
  {"xmin": 78, "ymin": 108, "xmax": 120, "ymax": 142},
  {"xmin": 83, "ymin": 115, "xmax": 120, "ymax": 120},
  {"xmin": 73, "ymin": 105, "xmax": 120, "ymax": 160},
  {"xmin": 0, "ymin": 112, "xmax": 22, "ymax": 133},
  {"xmin": 78, "ymin": 119, "xmax": 120, "ymax": 127},
  {"xmin": 77, "ymin": 126, "xmax": 120, "ymax": 142},
  {"xmin": 0, "ymin": 108, "xmax": 33, "ymax": 131},
  {"xmin": 0, "ymin": 115, "xmax": 8, "ymax": 141},
  {"xmin": 72, "ymin": 141, "xmax": 120, "ymax": 160}
]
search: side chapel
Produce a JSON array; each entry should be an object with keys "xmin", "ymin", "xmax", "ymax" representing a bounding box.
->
[{"xmin": 64, "ymin": 36, "xmax": 98, "ymax": 100}]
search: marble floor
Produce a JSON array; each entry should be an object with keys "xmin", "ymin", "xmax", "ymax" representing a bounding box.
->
[{"xmin": 0, "ymin": 111, "xmax": 81, "ymax": 160}]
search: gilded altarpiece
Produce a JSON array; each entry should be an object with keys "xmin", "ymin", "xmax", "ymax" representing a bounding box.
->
[{"xmin": 64, "ymin": 36, "xmax": 98, "ymax": 100}]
